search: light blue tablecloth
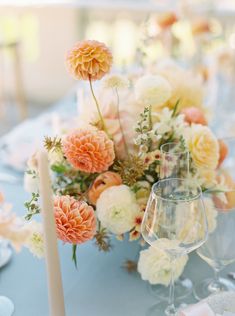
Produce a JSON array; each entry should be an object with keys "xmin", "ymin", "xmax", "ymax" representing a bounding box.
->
[{"xmin": 1, "ymin": 96, "xmax": 235, "ymax": 316}]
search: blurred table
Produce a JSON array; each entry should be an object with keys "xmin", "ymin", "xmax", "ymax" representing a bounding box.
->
[{"xmin": 1, "ymin": 96, "xmax": 235, "ymax": 316}]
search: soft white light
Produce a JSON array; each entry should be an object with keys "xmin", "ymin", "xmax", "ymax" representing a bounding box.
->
[{"xmin": 229, "ymin": 33, "xmax": 235, "ymax": 50}]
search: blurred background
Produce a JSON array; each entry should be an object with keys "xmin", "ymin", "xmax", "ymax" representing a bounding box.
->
[{"xmin": 0, "ymin": 0, "xmax": 235, "ymax": 135}]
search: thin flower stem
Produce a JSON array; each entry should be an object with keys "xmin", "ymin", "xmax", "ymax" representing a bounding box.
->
[
  {"xmin": 148, "ymin": 104, "xmax": 152, "ymax": 131},
  {"xmin": 114, "ymin": 87, "xmax": 129, "ymax": 158},
  {"xmin": 88, "ymin": 77, "xmax": 107, "ymax": 133}
]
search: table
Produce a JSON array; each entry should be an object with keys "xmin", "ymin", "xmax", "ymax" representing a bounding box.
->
[{"xmin": 1, "ymin": 98, "xmax": 235, "ymax": 316}]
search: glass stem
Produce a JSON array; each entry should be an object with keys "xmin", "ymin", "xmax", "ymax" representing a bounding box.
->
[
  {"xmin": 214, "ymin": 267, "xmax": 220, "ymax": 284},
  {"xmin": 165, "ymin": 256, "xmax": 177, "ymax": 315},
  {"xmin": 209, "ymin": 266, "xmax": 223, "ymax": 293},
  {"xmin": 169, "ymin": 257, "xmax": 175, "ymax": 308}
]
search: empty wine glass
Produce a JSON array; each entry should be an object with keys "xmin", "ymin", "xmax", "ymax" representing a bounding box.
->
[
  {"xmin": 194, "ymin": 188, "xmax": 235, "ymax": 300},
  {"xmin": 160, "ymin": 143, "xmax": 190, "ymax": 180},
  {"xmin": 141, "ymin": 178, "xmax": 208, "ymax": 316},
  {"xmin": 149, "ymin": 143, "xmax": 192, "ymax": 301}
]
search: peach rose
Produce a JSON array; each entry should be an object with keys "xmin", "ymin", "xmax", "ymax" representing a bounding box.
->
[
  {"xmin": 62, "ymin": 127, "xmax": 115, "ymax": 173},
  {"xmin": 66, "ymin": 40, "xmax": 113, "ymax": 81},
  {"xmin": 88, "ymin": 171, "xmax": 122, "ymax": 205},
  {"xmin": 191, "ymin": 18, "xmax": 211, "ymax": 36},
  {"xmin": 181, "ymin": 107, "xmax": 208, "ymax": 126},
  {"xmin": 217, "ymin": 139, "xmax": 229, "ymax": 168},
  {"xmin": 156, "ymin": 12, "xmax": 178, "ymax": 29}
]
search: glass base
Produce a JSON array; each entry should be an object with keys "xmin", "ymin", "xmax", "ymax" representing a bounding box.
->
[
  {"xmin": 0, "ymin": 296, "xmax": 14, "ymax": 316},
  {"xmin": 0, "ymin": 245, "xmax": 12, "ymax": 268},
  {"xmin": 194, "ymin": 277, "xmax": 235, "ymax": 301},
  {"xmin": 148, "ymin": 277, "xmax": 193, "ymax": 301},
  {"xmin": 146, "ymin": 301, "xmax": 185, "ymax": 316}
]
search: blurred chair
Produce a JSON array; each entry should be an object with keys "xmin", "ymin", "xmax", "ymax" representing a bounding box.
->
[{"xmin": 0, "ymin": 40, "xmax": 27, "ymax": 121}]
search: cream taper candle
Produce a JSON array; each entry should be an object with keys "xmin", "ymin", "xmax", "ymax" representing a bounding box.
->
[{"xmin": 38, "ymin": 149, "xmax": 66, "ymax": 316}]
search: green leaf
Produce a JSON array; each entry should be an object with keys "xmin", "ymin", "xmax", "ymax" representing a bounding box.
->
[
  {"xmin": 171, "ymin": 99, "xmax": 180, "ymax": 118},
  {"xmin": 51, "ymin": 164, "xmax": 67, "ymax": 174},
  {"xmin": 72, "ymin": 244, "xmax": 78, "ymax": 269}
]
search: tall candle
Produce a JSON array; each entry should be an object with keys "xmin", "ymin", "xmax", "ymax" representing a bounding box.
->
[{"xmin": 38, "ymin": 149, "xmax": 66, "ymax": 316}]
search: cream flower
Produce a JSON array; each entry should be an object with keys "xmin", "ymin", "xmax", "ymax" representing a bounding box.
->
[
  {"xmin": 48, "ymin": 149, "xmax": 64, "ymax": 166},
  {"xmin": 156, "ymin": 65, "xmax": 204, "ymax": 110},
  {"xmin": 24, "ymin": 171, "xmax": 39, "ymax": 193},
  {"xmin": 96, "ymin": 185, "xmax": 139, "ymax": 235},
  {"xmin": 102, "ymin": 74, "xmax": 129, "ymax": 90},
  {"xmin": 25, "ymin": 221, "xmax": 44, "ymax": 258},
  {"xmin": 134, "ymin": 75, "xmax": 172, "ymax": 110},
  {"xmin": 153, "ymin": 107, "xmax": 186, "ymax": 137},
  {"xmin": 186, "ymin": 125, "xmax": 219, "ymax": 170},
  {"xmin": 138, "ymin": 239, "xmax": 188, "ymax": 286}
]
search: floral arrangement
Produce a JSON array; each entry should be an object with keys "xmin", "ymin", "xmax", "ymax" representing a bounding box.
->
[{"xmin": 24, "ymin": 40, "xmax": 230, "ymax": 285}]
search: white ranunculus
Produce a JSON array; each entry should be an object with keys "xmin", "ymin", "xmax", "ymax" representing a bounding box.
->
[
  {"xmin": 134, "ymin": 75, "xmax": 172, "ymax": 110},
  {"xmin": 138, "ymin": 239, "xmax": 188, "ymax": 286},
  {"xmin": 96, "ymin": 185, "xmax": 139, "ymax": 235}
]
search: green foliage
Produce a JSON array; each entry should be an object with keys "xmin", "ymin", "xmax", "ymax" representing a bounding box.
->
[
  {"xmin": 24, "ymin": 192, "xmax": 40, "ymax": 221},
  {"xmin": 51, "ymin": 162, "xmax": 97, "ymax": 198}
]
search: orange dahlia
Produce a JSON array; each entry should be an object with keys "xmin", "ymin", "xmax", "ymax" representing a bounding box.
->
[
  {"xmin": 62, "ymin": 127, "xmax": 115, "ymax": 173},
  {"xmin": 66, "ymin": 40, "xmax": 113, "ymax": 81},
  {"xmin": 54, "ymin": 195, "xmax": 96, "ymax": 244}
]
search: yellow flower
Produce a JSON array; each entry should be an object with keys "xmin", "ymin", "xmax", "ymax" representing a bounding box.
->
[
  {"xmin": 187, "ymin": 125, "xmax": 219, "ymax": 170},
  {"xmin": 197, "ymin": 168, "xmax": 217, "ymax": 188}
]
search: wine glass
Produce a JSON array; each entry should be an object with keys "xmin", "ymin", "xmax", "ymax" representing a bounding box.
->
[
  {"xmin": 141, "ymin": 178, "xmax": 208, "ymax": 316},
  {"xmin": 160, "ymin": 142, "xmax": 190, "ymax": 180},
  {"xmin": 149, "ymin": 142, "xmax": 192, "ymax": 301},
  {"xmin": 194, "ymin": 188, "xmax": 235, "ymax": 300}
]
